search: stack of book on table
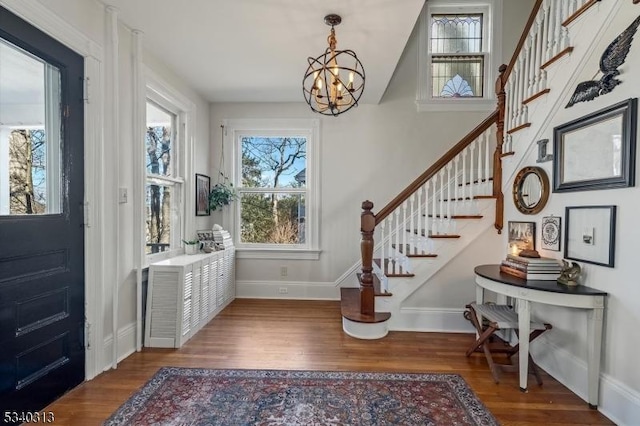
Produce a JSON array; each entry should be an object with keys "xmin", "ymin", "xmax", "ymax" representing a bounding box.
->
[
  {"xmin": 212, "ymin": 229, "xmax": 233, "ymax": 250},
  {"xmin": 500, "ymin": 254, "xmax": 562, "ymax": 280}
]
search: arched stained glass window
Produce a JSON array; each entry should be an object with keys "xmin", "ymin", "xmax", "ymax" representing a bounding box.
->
[{"xmin": 440, "ymin": 74, "xmax": 474, "ymax": 97}]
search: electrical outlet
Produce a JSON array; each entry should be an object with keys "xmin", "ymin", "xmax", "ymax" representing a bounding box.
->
[
  {"xmin": 278, "ymin": 287, "xmax": 288, "ymax": 294},
  {"xmin": 280, "ymin": 266, "xmax": 288, "ymax": 277},
  {"xmin": 118, "ymin": 187, "xmax": 128, "ymax": 204}
]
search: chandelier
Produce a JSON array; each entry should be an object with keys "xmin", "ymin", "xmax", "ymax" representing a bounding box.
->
[{"xmin": 302, "ymin": 14, "xmax": 365, "ymax": 116}]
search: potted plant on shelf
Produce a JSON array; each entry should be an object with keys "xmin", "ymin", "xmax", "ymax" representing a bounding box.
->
[{"xmin": 183, "ymin": 239, "xmax": 201, "ymax": 255}]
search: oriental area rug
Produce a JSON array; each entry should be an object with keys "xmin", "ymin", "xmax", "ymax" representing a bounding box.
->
[{"xmin": 104, "ymin": 368, "xmax": 498, "ymax": 426}]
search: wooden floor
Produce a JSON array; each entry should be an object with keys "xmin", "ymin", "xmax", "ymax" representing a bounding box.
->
[{"xmin": 46, "ymin": 299, "xmax": 614, "ymax": 425}]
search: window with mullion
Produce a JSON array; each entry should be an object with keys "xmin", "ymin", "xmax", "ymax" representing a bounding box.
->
[
  {"xmin": 145, "ymin": 100, "xmax": 180, "ymax": 255},
  {"xmin": 431, "ymin": 13, "xmax": 485, "ymax": 98},
  {"xmin": 238, "ymin": 135, "xmax": 308, "ymax": 247},
  {"xmin": 417, "ymin": 0, "xmax": 501, "ymax": 111}
]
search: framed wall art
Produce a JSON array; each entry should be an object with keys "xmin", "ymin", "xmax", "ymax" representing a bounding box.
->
[
  {"xmin": 507, "ymin": 221, "xmax": 536, "ymax": 255},
  {"xmin": 541, "ymin": 216, "xmax": 561, "ymax": 251},
  {"xmin": 195, "ymin": 173, "xmax": 211, "ymax": 216},
  {"xmin": 553, "ymin": 98, "xmax": 637, "ymax": 192},
  {"xmin": 565, "ymin": 205, "xmax": 616, "ymax": 267}
]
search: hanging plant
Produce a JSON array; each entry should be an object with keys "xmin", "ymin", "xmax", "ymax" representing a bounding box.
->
[
  {"xmin": 209, "ymin": 124, "xmax": 237, "ymax": 212},
  {"xmin": 209, "ymin": 175, "xmax": 237, "ymax": 212}
]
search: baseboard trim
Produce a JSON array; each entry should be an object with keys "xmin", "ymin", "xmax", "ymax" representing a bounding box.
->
[
  {"xmin": 531, "ymin": 338, "xmax": 640, "ymax": 425},
  {"xmin": 102, "ymin": 323, "xmax": 137, "ymax": 371},
  {"xmin": 236, "ymin": 280, "xmax": 340, "ymax": 300},
  {"xmin": 390, "ymin": 307, "xmax": 475, "ymax": 333}
]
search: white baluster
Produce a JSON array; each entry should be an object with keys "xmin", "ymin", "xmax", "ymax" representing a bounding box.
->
[
  {"xmin": 411, "ymin": 185, "xmax": 424, "ymax": 252},
  {"xmin": 560, "ymin": 0, "xmax": 570, "ymax": 51},
  {"xmin": 402, "ymin": 201, "xmax": 408, "ymax": 258},
  {"xmin": 541, "ymin": 0, "xmax": 551, "ymax": 64},
  {"xmin": 553, "ymin": 0, "xmax": 563, "ymax": 56},
  {"xmin": 461, "ymin": 147, "xmax": 467, "ymax": 215},
  {"xmin": 518, "ymin": 56, "xmax": 526, "ymax": 125},
  {"xmin": 431, "ymin": 173, "xmax": 438, "ymax": 236},
  {"xmin": 469, "ymin": 142, "xmax": 476, "ymax": 215},
  {"xmin": 424, "ymin": 184, "xmax": 431, "ymax": 254},
  {"xmin": 548, "ymin": 0, "xmax": 557, "ymax": 58},
  {"xmin": 387, "ymin": 219, "xmax": 393, "ymax": 275},
  {"xmin": 446, "ymin": 163, "xmax": 454, "ymax": 233},
  {"xmin": 438, "ymin": 169, "xmax": 445, "ymax": 234},
  {"xmin": 446, "ymin": 162, "xmax": 452, "ymax": 220},
  {"xmin": 535, "ymin": 11, "xmax": 546, "ymax": 92},
  {"xmin": 454, "ymin": 155, "xmax": 460, "ymax": 214},
  {"xmin": 424, "ymin": 181, "xmax": 432, "ymax": 252},
  {"xmin": 563, "ymin": 0, "xmax": 571, "ymax": 24},
  {"xmin": 484, "ymin": 130, "xmax": 491, "ymax": 195},
  {"xmin": 476, "ymin": 135, "xmax": 483, "ymax": 191},
  {"xmin": 524, "ymin": 38, "xmax": 533, "ymax": 99},
  {"xmin": 380, "ymin": 218, "xmax": 386, "ymax": 276},
  {"xmin": 394, "ymin": 209, "xmax": 401, "ymax": 269},
  {"xmin": 409, "ymin": 196, "xmax": 415, "ymax": 255}
]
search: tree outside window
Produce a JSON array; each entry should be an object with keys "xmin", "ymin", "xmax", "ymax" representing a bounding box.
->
[
  {"xmin": 239, "ymin": 136, "xmax": 307, "ymax": 245},
  {"xmin": 145, "ymin": 101, "xmax": 177, "ymax": 254}
]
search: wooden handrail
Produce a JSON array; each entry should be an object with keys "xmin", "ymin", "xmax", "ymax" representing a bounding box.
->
[
  {"xmin": 375, "ymin": 110, "xmax": 498, "ymax": 225},
  {"xmin": 354, "ymin": 0, "xmax": 551, "ymax": 317},
  {"xmin": 504, "ymin": 0, "xmax": 544, "ymax": 81}
]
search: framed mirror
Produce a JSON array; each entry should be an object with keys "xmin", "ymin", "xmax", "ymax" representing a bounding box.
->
[{"xmin": 512, "ymin": 166, "xmax": 550, "ymax": 214}]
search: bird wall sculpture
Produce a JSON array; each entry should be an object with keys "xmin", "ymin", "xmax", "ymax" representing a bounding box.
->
[{"xmin": 566, "ymin": 14, "xmax": 640, "ymax": 108}]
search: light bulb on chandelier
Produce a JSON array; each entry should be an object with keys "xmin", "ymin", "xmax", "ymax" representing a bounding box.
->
[{"xmin": 302, "ymin": 14, "xmax": 365, "ymax": 117}]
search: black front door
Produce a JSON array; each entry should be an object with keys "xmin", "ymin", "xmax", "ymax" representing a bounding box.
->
[{"xmin": 0, "ymin": 5, "xmax": 85, "ymax": 415}]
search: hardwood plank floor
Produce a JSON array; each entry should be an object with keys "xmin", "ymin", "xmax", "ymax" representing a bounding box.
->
[{"xmin": 45, "ymin": 299, "xmax": 614, "ymax": 425}]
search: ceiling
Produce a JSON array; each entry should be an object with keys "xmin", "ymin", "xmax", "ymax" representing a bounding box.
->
[{"xmin": 101, "ymin": 0, "xmax": 425, "ymax": 104}]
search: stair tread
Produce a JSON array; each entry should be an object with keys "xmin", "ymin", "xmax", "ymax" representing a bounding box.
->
[
  {"xmin": 408, "ymin": 230, "xmax": 461, "ymax": 238},
  {"xmin": 373, "ymin": 258, "xmax": 416, "ymax": 277},
  {"xmin": 439, "ymin": 195, "xmax": 495, "ymax": 201},
  {"xmin": 340, "ymin": 288, "xmax": 391, "ymax": 323},
  {"xmin": 390, "ymin": 244, "xmax": 438, "ymax": 258},
  {"xmin": 356, "ymin": 273, "xmax": 392, "ymax": 297},
  {"xmin": 458, "ymin": 177, "xmax": 493, "ymax": 187},
  {"xmin": 423, "ymin": 214, "xmax": 483, "ymax": 219}
]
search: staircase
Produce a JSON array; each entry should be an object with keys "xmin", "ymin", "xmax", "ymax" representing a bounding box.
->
[{"xmin": 341, "ymin": 0, "xmax": 630, "ymax": 339}]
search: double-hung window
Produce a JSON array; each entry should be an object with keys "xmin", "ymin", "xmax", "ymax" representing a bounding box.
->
[
  {"xmin": 225, "ymin": 119, "xmax": 320, "ymax": 260},
  {"xmin": 417, "ymin": 0, "xmax": 502, "ymax": 111},
  {"xmin": 144, "ymin": 98, "xmax": 183, "ymax": 259}
]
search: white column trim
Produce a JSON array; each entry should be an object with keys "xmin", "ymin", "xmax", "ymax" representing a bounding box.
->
[
  {"xmin": 132, "ymin": 29, "xmax": 145, "ymax": 352},
  {"xmin": 105, "ymin": 5, "xmax": 120, "ymax": 370}
]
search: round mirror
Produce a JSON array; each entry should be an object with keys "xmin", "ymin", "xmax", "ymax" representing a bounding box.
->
[{"xmin": 512, "ymin": 166, "xmax": 549, "ymax": 215}]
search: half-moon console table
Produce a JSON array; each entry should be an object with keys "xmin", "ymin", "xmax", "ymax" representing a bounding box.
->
[{"xmin": 474, "ymin": 264, "xmax": 607, "ymax": 408}]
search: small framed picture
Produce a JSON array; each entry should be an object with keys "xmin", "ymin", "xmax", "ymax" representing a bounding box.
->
[
  {"xmin": 195, "ymin": 174, "xmax": 210, "ymax": 216},
  {"xmin": 507, "ymin": 221, "xmax": 536, "ymax": 255},
  {"xmin": 541, "ymin": 216, "xmax": 561, "ymax": 251},
  {"xmin": 565, "ymin": 205, "xmax": 616, "ymax": 267}
]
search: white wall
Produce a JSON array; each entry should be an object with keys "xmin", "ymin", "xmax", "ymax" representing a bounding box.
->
[
  {"xmin": 502, "ymin": 3, "xmax": 640, "ymax": 423},
  {"xmin": 211, "ymin": 0, "xmax": 535, "ymax": 293}
]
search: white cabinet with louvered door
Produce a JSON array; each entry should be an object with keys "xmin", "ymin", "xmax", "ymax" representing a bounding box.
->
[{"xmin": 145, "ymin": 246, "xmax": 235, "ymax": 348}]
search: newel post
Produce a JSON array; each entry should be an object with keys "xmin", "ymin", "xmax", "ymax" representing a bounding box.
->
[
  {"xmin": 492, "ymin": 64, "xmax": 507, "ymax": 234},
  {"xmin": 360, "ymin": 200, "xmax": 375, "ymax": 316}
]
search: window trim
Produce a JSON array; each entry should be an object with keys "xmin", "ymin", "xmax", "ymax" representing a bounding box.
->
[
  {"xmin": 224, "ymin": 118, "xmax": 321, "ymax": 260},
  {"xmin": 142, "ymin": 67, "xmax": 195, "ymax": 266},
  {"xmin": 417, "ymin": 0, "xmax": 503, "ymax": 112}
]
